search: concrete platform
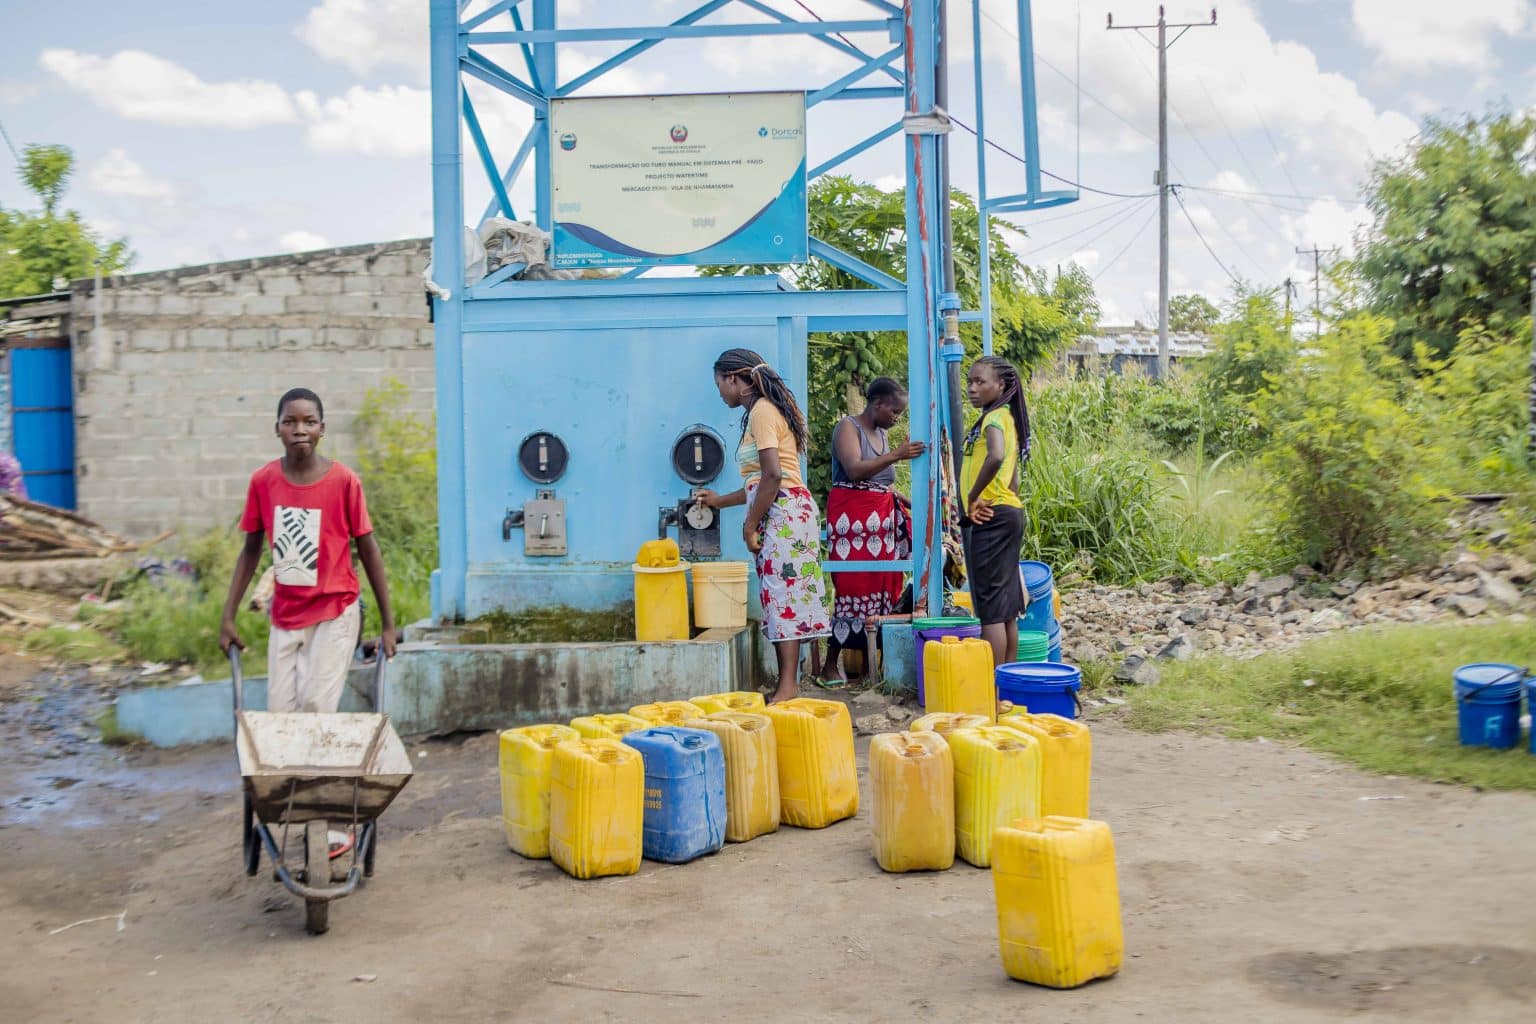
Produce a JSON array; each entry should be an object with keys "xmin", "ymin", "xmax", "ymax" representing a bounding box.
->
[{"xmin": 115, "ymin": 626, "xmax": 758, "ymax": 748}]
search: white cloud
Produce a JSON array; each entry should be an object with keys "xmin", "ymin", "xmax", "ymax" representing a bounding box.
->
[
  {"xmin": 279, "ymin": 230, "xmax": 332, "ymax": 252},
  {"xmin": 295, "ymin": 84, "xmax": 433, "ymax": 157},
  {"xmin": 296, "ymin": 0, "xmax": 427, "ymax": 80},
  {"xmin": 87, "ymin": 148, "xmax": 176, "ymax": 201},
  {"xmin": 39, "ymin": 49, "xmax": 297, "ymax": 127},
  {"xmin": 1352, "ymin": 0, "xmax": 1533, "ymax": 73}
]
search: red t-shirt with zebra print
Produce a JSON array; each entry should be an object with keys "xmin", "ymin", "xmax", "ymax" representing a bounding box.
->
[{"xmin": 239, "ymin": 460, "xmax": 373, "ymax": 630}]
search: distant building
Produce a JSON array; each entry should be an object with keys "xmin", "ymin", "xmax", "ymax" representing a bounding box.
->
[{"xmin": 1064, "ymin": 322, "xmax": 1213, "ymax": 375}]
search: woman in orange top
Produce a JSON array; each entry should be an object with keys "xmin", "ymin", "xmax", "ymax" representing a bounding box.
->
[{"xmin": 696, "ymin": 348, "xmax": 832, "ymax": 702}]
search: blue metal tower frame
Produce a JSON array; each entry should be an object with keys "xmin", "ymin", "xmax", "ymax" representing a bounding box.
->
[{"xmin": 427, "ymin": 0, "xmax": 1071, "ymax": 622}]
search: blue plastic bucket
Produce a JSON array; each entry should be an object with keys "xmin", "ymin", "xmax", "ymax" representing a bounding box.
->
[
  {"xmin": 996, "ymin": 661, "xmax": 1082, "ymax": 719},
  {"xmin": 1528, "ymin": 679, "xmax": 1536, "ymax": 756},
  {"xmin": 1046, "ymin": 620, "xmax": 1062, "ymax": 663},
  {"xmin": 1453, "ymin": 663, "xmax": 1525, "ymax": 750},
  {"xmin": 1018, "ymin": 561, "xmax": 1056, "ymax": 635}
]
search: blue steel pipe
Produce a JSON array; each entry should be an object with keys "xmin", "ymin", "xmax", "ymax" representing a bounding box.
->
[{"xmin": 429, "ymin": 0, "xmax": 467, "ymax": 620}]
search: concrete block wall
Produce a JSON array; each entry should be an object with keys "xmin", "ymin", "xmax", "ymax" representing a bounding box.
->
[{"xmin": 70, "ymin": 238, "xmax": 435, "ymax": 537}]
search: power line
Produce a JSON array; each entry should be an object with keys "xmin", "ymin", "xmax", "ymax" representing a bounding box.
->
[
  {"xmin": 1175, "ymin": 189, "xmax": 1268, "ymax": 281},
  {"xmin": 0, "ymin": 115, "xmax": 19, "ymax": 165},
  {"xmin": 1179, "ymin": 183, "xmax": 1366, "ymax": 205},
  {"xmin": 1241, "ymin": 73, "xmax": 1304, "ymax": 198},
  {"xmin": 1028, "ymin": 195, "xmax": 1154, "ymax": 253},
  {"xmin": 977, "ymin": 2, "xmax": 1157, "ymax": 148},
  {"xmin": 948, "ymin": 115, "xmax": 1158, "ymax": 198},
  {"xmin": 1008, "ymin": 192, "xmax": 1142, "ymax": 228},
  {"xmin": 1173, "ymin": 187, "xmax": 1241, "ymax": 285},
  {"xmin": 1092, "ymin": 202, "xmax": 1160, "ymax": 281}
]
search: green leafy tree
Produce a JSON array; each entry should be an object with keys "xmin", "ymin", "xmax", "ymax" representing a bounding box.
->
[
  {"xmin": 0, "ymin": 144, "xmax": 131, "ymax": 298},
  {"xmin": 1354, "ymin": 109, "xmax": 1536, "ymax": 359},
  {"xmin": 1168, "ymin": 293, "xmax": 1219, "ymax": 333},
  {"xmin": 1202, "ymin": 287, "xmax": 1294, "ymax": 399},
  {"xmin": 1254, "ymin": 314, "xmax": 1443, "ymax": 573}
]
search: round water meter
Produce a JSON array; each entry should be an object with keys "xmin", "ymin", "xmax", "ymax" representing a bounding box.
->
[
  {"xmin": 517, "ymin": 431, "xmax": 568, "ymax": 484},
  {"xmin": 684, "ymin": 501, "xmax": 715, "ymax": 530},
  {"xmin": 671, "ymin": 426, "xmax": 725, "ymax": 486}
]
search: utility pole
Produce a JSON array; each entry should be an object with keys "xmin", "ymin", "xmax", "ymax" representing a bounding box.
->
[
  {"xmin": 1108, "ymin": 5, "xmax": 1217, "ymax": 379},
  {"xmin": 1295, "ymin": 244, "xmax": 1337, "ymax": 338}
]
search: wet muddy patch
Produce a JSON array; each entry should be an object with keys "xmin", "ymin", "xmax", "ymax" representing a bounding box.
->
[{"xmin": 1249, "ymin": 944, "xmax": 1536, "ymax": 1014}]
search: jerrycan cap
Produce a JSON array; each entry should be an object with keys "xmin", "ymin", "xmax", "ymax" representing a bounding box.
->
[{"xmin": 940, "ymin": 635, "xmax": 959, "ymax": 645}]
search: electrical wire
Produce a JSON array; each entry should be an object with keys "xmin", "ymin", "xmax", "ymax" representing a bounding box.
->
[
  {"xmin": 1176, "ymin": 189, "xmax": 1269, "ymax": 281},
  {"xmin": 1180, "ymin": 183, "xmax": 1366, "ymax": 205},
  {"xmin": 1028, "ymin": 194, "xmax": 1153, "ymax": 253},
  {"xmin": 0, "ymin": 115, "xmax": 19, "ymax": 164},
  {"xmin": 977, "ymin": 2, "xmax": 1159, "ymax": 149},
  {"xmin": 1241, "ymin": 73, "xmax": 1304, "ymax": 198},
  {"xmin": 1172, "ymin": 187, "xmax": 1242, "ymax": 285},
  {"xmin": 949, "ymin": 115, "xmax": 1157, "ymax": 197},
  {"xmin": 1091, "ymin": 202, "xmax": 1159, "ymax": 281}
]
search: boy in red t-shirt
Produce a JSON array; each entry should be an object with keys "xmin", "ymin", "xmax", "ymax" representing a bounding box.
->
[{"xmin": 219, "ymin": 388, "xmax": 396, "ymax": 713}]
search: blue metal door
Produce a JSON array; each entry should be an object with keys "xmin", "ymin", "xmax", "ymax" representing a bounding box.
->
[{"xmin": 10, "ymin": 345, "xmax": 76, "ymax": 509}]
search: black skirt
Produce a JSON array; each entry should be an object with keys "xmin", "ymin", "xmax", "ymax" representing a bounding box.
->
[{"xmin": 969, "ymin": 505, "xmax": 1025, "ymax": 626}]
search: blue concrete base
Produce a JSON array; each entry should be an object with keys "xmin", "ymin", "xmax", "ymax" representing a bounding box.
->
[{"xmin": 115, "ymin": 627, "xmax": 759, "ymax": 748}]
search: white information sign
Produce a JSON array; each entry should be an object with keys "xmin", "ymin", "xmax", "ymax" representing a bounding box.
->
[{"xmin": 550, "ymin": 92, "xmax": 808, "ymax": 268}]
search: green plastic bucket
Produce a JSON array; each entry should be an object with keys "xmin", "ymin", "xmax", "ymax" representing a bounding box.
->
[{"xmin": 1016, "ymin": 629, "xmax": 1050, "ymax": 661}]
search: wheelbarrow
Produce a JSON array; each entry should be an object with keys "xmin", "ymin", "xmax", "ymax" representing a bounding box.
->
[{"xmin": 229, "ymin": 648, "xmax": 413, "ymax": 934}]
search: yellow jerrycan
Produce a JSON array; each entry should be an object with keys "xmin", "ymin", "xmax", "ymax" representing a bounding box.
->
[
  {"xmin": 498, "ymin": 723, "xmax": 580, "ymax": 858},
  {"xmin": 992, "ymin": 817, "xmax": 1123, "ymax": 988},
  {"xmin": 870, "ymin": 731, "xmax": 955, "ymax": 872},
  {"xmin": 949, "ymin": 725, "xmax": 1043, "ymax": 868},
  {"xmin": 761, "ymin": 698, "xmax": 859, "ymax": 828},
  {"xmin": 548, "ymin": 738, "xmax": 644, "ymax": 879},
  {"xmin": 685, "ymin": 711, "xmax": 780, "ymax": 842},
  {"xmin": 923, "ymin": 635, "xmax": 996, "ymax": 720},
  {"xmin": 911, "ymin": 711, "xmax": 992, "ymax": 740},
  {"xmin": 688, "ymin": 690, "xmax": 767, "ymax": 714},
  {"xmin": 998, "ymin": 710, "xmax": 1092, "ymax": 819},
  {"xmin": 629, "ymin": 700, "xmax": 707, "ymax": 727},
  {"xmin": 569, "ymin": 712, "xmax": 653, "ymax": 741},
  {"xmin": 633, "ymin": 539, "xmax": 690, "ymax": 641}
]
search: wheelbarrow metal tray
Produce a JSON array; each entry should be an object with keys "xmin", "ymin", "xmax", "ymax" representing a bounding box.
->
[{"xmin": 236, "ymin": 711, "xmax": 414, "ymax": 824}]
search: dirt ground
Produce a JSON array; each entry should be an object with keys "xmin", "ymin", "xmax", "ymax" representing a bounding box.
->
[{"xmin": 1, "ymin": 669, "xmax": 1533, "ymax": 1024}]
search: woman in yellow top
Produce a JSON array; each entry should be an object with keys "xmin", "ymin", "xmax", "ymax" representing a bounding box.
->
[
  {"xmin": 696, "ymin": 348, "xmax": 832, "ymax": 703},
  {"xmin": 961, "ymin": 355, "xmax": 1032, "ymax": 669}
]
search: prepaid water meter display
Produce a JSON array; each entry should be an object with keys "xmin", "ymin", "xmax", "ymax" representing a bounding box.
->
[
  {"xmin": 518, "ymin": 431, "xmax": 568, "ymax": 484},
  {"xmin": 671, "ymin": 426, "xmax": 724, "ymax": 486}
]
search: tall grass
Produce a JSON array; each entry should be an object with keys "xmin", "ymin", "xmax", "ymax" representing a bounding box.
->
[{"xmin": 1123, "ymin": 620, "xmax": 1536, "ymax": 791}]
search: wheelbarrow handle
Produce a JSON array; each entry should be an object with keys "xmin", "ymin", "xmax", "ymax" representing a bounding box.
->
[
  {"xmin": 229, "ymin": 645, "xmax": 245, "ymax": 717},
  {"xmin": 373, "ymin": 649, "xmax": 388, "ymax": 713}
]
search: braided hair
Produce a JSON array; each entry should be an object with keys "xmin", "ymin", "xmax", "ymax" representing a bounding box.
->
[
  {"xmin": 965, "ymin": 355, "xmax": 1031, "ymax": 463},
  {"xmin": 714, "ymin": 348, "xmax": 810, "ymax": 453}
]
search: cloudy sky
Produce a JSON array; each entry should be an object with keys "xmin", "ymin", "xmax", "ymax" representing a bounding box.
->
[{"xmin": 2, "ymin": 0, "xmax": 1532, "ymax": 322}]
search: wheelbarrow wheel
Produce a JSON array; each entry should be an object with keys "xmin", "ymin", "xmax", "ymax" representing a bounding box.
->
[
  {"xmin": 242, "ymin": 792, "xmax": 260, "ymax": 877},
  {"xmin": 304, "ymin": 820, "xmax": 331, "ymax": 935}
]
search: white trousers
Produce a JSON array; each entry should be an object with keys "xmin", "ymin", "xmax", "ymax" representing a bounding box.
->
[{"xmin": 266, "ymin": 600, "xmax": 360, "ymax": 713}]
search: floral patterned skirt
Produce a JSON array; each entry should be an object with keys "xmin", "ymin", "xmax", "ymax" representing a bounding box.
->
[{"xmin": 749, "ymin": 484, "xmax": 832, "ymax": 643}]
